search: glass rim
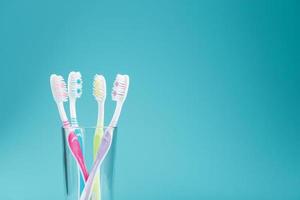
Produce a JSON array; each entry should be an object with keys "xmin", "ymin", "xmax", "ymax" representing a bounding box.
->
[{"xmin": 61, "ymin": 126, "xmax": 117, "ymax": 129}]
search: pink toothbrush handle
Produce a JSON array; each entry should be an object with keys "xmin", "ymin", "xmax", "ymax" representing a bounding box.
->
[{"xmin": 68, "ymin": 132, "xmax": 89, "ymax": 181}]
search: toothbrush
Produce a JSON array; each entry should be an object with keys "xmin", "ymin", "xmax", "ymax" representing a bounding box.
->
[
  {"xmin": 80, "ymin": 74, "xmax": 130, "ymax": 200},
  {"xmin": 92, "ymin": 75, "xmax": 107, "ymax": 200},
  {"xmin": 68, "ymin": 72, "xmax": 85, "ymax": 197},
  {"xmin": 50, "ymin": 74, "xmax": 89, "ymax": 182}
]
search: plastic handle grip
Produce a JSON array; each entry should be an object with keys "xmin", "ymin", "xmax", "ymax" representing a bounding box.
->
[{"xmin": 68, "ymin": 132, "xmax": 89, "ymax": 181}]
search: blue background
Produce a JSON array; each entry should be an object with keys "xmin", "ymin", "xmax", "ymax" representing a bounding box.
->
[{"xmin": 0, "ymin": 0, "xmax": 299, "ymax": 199}]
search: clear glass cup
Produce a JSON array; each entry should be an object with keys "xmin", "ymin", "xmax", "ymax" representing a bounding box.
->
[{"xmin": 62, "ymin": 127, "xmax": 118, "ymax": 200}]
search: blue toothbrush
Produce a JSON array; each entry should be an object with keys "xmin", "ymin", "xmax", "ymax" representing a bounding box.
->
[{"xmin": 68, "ymin": 71, "xmax": 85, "ymax": 197}]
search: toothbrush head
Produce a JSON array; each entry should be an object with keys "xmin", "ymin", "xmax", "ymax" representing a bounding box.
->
[
  {"xmin": 93, "ymin": 74, "xmax": 106, "ymax": 102},
  {"xmin": 112, "ymin": 74, "xmax": 129, "ymax": 102},
  {"xmin": 50, "ymin": 74, "xmax": 68, "ymax": 103},
  {"xmin": 68, "ymin": 71, "xmax": 82, "ymax": 99}
]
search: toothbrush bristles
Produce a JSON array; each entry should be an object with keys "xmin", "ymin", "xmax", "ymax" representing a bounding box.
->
[
  {"xmin": 93, "ymin": 74, "xmax": 106, "ymax": 101},
  {"xmin": 112, "ymin": 74, "xmax": 129, "ymax": 101},
  {"xmin": 68, "ymin": 72, "xmax": 82, "ymax": 98},
  {"xmin": 50, "ymin": 74, "xmax": 68, "ymax": 102}
]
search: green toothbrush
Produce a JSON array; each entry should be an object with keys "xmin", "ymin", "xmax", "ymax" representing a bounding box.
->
[{"xmin": 92, "ymin": 74, "xmax": 106, "ymax": 200}]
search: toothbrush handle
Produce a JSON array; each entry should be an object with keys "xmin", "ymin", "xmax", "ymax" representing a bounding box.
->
[
  {"xmin": 68, "ymin": 132, "xmax": 89, "ymax": 181},
  {"xmin": 92, "ymin": 128, "xmax": 103, "ymax": 200},
  {"xmin": 80, "ymin": 130, "xmax": 113, "ymax": 200},
  {"xmin": 76, "ymin": 131, "xmax": 86, "ymax": 196}
]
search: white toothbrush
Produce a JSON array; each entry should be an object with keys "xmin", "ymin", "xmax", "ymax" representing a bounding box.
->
[
  {"xmin": 80, "ymin": 74, "xmax": 130, "ymax": 200},
  {"xmin": 68, "ymin": 71, "xmax": 85, "ymax": 197},
  {"xmin": 92, "ymin": 74, "xmax": 107, "ymax": 200},
  {"xmin": 50, "ymin": 74, "xmax": 89, "ymax": 182}
]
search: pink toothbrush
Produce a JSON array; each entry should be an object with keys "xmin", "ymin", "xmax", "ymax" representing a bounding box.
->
[{"xmin": 50, "ymin": 74, "xmax": 89, "ymax": 181}]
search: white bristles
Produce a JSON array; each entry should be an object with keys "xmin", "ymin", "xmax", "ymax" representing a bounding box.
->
[
  {"xmin": 50, "ymin": 74, "xmax": 68, "ymax": 103},
  {"xmin": 68, "ymin": 71, "xmax": 82, "ymax": 99},
  {"xmin": 93, "ymin": 74, "xmax": 106, "ymax": 102},
  {"xmin": 112, "ymin": 74, "xmax": 129, "ymax": 102}
]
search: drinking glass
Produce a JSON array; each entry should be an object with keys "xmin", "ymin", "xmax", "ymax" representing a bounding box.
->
[{"xmin": 61, "ymin": 127, "xmax": 118, "ymax": 200}]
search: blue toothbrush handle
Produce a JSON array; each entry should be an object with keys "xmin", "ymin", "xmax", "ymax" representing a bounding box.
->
[{"xmin": 75, "ymin": 129, "xmax": 85, "ymax": 196}]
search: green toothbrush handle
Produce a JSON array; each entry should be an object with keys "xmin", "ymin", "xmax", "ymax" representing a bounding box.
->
[{"xmin": 93, "ymin": 128, "xmax": 103, "ymax": 200}]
